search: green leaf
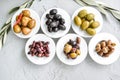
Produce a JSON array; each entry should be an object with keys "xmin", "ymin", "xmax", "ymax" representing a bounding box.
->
[
  {"xmin": 110, "ymin": 10, "xmax": 120, "ymax": 20},
  {"xmin": 82, "ymin": 0, "xmax": 98, "ymax": 6},
  {"xmin": 0, "ymin": 38, "xmax": 3, "ymax": 50},
  {"xmin": 74, "ymin": 0, "xmax": 87, "ymax": 6},
  {"xmin": 3, "ymin": 31, "xmax": 7, "ymax": 44},
  {"xmin": 20, "ymin": 1, "xmax": 29, "ymax": 9},
  {"xmin": 9, "ymin": 7, "xmax": 19, "ymax": 14},
  {"xmin": 27, "ymin": 0, "xmax": 35, "ymax": 8},
  {"xmin": 97, "ymin": 6, "xmax": 107, "ymax": 15}
]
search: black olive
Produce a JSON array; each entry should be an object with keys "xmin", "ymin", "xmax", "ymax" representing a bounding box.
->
[
  {"xmin": 46, "ymin": 19, "xmax": 52, "ymax": 25},
  {"xmin": 68, "ymin": 39, "xmax": 74, "ymax": 45},
  {"xmin": 50, "ymin": 9, "xmax": 57, "ymax": 15},
  {"xmin": 46, "ymin": 14, "xmax": 53, "ymax": 19},
  {"xmin": 48, "ymin": 26, "xmax": 52, "ymax": 32},
  {"xmin": 52, "ymin": 27, "xmax": 58, "ymax": 32},
  {"xmin": 58, "ymin": 25, "xmax": 66, "ymax": 30},
  {"xmin": 50, "ymin": 21, "xmax": 58, "ymax": 28},
  {"xmin": 59, "ymin": 18, "xmax": 65, "ymax": 24},
  {"xmin": 53, "ymin": 14, "xmax": 62, "ymax": 20}
]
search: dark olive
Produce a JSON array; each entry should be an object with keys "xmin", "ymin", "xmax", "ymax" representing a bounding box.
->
[
  {"xmin": 48, "ymin": 26, "xmax": 52, "ymax": 32},
  {"xmin": 53, "ymin": 14, "xmax": 62, "ymax": 20},
  {"xmin": 46, "ymin": 19, "xmax": 52, "ymax": 25},
  {"xmin": 52, "ymin": 27, "xmax": 58, "ymax": 32},
  {"xmin": 46, "ymin": 14, "xmax": 53, "ymax": 19},
  {"xmin": 58, "ymin": 25, "xmax": 66, "ymax": 30},
  {"xmin": 50, "ymin": 21, "xmax": 58, "ymax": 28},
  {"xmin": 59, "ymin": 18, "xmax": 65, "ymax": 24},
  {"xmin": 50, "ymin": 9, "xmax": 57, "ymax": 15}
]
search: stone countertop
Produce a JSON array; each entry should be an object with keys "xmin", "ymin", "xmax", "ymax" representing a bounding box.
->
[{"xmin": 0, "ymin": 0, "xmax": 120, "ymax": 80}]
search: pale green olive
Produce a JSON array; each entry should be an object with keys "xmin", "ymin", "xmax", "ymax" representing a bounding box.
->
[
  {"xmin": 86, "ymin": 28, "xmax": 96, "ymax": 35},
  {"xmin": 86, "ymin": 13, "xmax": 95, "ymax": 21},
  {"xmin": 81, "ymin": 21, "xmax": 90, "ymax": 30},
  {"xmin": 74, "ymin": 16, "xmax": 82, "ymax": 26},
  {"xmin": 78, "ymin": 9, "xmax": 87, "ymax": 18},
  {"xmin": 91, "ymin": 21, "xmax": 100, "ymax": 28}
]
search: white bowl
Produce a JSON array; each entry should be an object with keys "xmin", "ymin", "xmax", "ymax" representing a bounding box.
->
[
  {"xmin": 56, "ymin": 33, "xmax": 88, "ymax": 65},
  {"xmin": 11, "ymin": 8, "xmax": 40, "ymax": 38},
  {"xmin": 89, "ymin": 33, "xmax": 120, "ymax": 65},
  {"xmin": 72, "ymin": 6, "xmax": 103, "ymax": 38},
  {"xmin": 41, "ymin": 8, "xmax": 71, "ymax": 38},
  {"xmin": 25, "ymin": 34, "xmax": 55, "ymax": 65}
]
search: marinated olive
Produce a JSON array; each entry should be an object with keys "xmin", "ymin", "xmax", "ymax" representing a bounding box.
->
[
  {"xmin": 78, "ymin": 9, "xmax": 87, "ymax": 18},
  {"xmin": 52, "ymin": 27, "xmax": 59, "ymax": 32},
  {"xmin": 53, "ymin": 14, "xmax": 62, "ymax": 20},
  {"xmin": 28, "ymin": 19, "xmax": 36, "ymax": 29},
  {"xmin": 86, "ymin": 28, "xmax": 96, "ymax": 35},
  {"xmin": 22, "ymin": 27, "xmax": 31, "ymax": 35},
  {"xmin": 46, "ymin": 19, "xmax": 52, "ymax": 25},
  {"xmin": 50, "ymin": 21, "xmax": 58, "ymax": 28},
  {"xmin": 64, "ymin": 44, "xmax": 72, "ymax": 54},
  {"xmin": 50, "ymin": 9, "xmax": 57, "ymax": 15},
  {"xmin": 70, "ymin": 53, "xmax": 77, "ymax": 59},
  {"xmin": 86, "ymin": 13, "xmax": 95, "ymax": 21},
  {"xmin": 59, "ymin": 18, "xmax": 65, "ymax": 25},
  {"xmin": 74, "ymin": 16, "xmax": 82, "ymax": 26},
  {"xmin": 22, "ymin": 10, "xmax": 30, "ymax": 17},
  {"xmin": 21, "ymin": 16, "xmax": 31, "ymax": 27},
  {"xmin": 13, "ymin": 25, "xmax": 21, "ymax": 33},
  {"xmin": 46, "ymin": 14, "xmax": 54, "ymax": 19},
  {"xmin": 58, "ymin": 25, "xmax": 66, "ymax": 30},
  {"xmin": 91, "ymin": 21, "xmax": 100, "ymax": 28},
  {"xmin": 81, "ymin": 21, "xmax": 89, "ymax": 30}
]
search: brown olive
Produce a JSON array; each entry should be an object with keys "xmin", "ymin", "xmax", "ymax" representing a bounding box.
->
[
  {"xmin": 21, "ymin": 16, "xmax": 31, "ymax": 27},
  {"xmin": 22, "ymin": 27, "xmax": 31, "ymax": 35},
  {"xmin": 13, "ymin": 25, "xmax": 21, "ymax": 33},
  {"xmin": 70, "ymin": 53, "xmax": 77, "ymax": 59},
  {"xmin": 28, "ymin": 19, "xmax": 36, "ymax": 29},
  {"xmin": 22, "ymin": 10, "xmax": 30, "ymax": 17}
]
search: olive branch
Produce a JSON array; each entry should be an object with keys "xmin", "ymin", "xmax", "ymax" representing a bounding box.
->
[{"xmin": 0, "ymin": 0, "xmax": 35, "ymax": 50}]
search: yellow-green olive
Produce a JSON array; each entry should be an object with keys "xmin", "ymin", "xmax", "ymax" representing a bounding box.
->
[
  {"xmin": 64, "ymin": 44, "xmax": 72, "ymax": 54},
  {"xmin": 22, "ymin": 27, "xmax": 31, "ymax": 35},
  {"xmin": 21, "ymin": 16, "xmax": 31, "ymax": 27},
  {"xmin": 81, "ymin": 21, "xmax": 90, "ymax": 30},
  {"xmin": 70, "ymin": 53, "xmax": 77, "ymax": 59},
  {"xmin": 74, "ymin": 16, "xmax": 82, "ymax": 26},
  {"xmin": 91, "ymin": 21, "xmax": 100, "ymax": 28},
  {"xmin": 78, "ymin": 9, "xmax": 87, "ymax": 18},
  {"xmin": 22, "ymin": 10, "xmax": 30, "ymax": 17},
  {"xmin": 86, "ymin": 13, "xmax": 95, "ymax": 21},
  {"xmin": 86, "ymin": 28, "xmax": 96, "ymax": 35},
  {"xmin": 13, "ymin": 25, "xmax": 21, "ymax": 33},
  {"xmin": 28, "ymin": 19, "xmax": 36, "ymax": 29}
]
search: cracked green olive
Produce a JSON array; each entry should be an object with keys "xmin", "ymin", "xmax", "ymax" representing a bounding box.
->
[
  {"xmin": 86, "ymin": 28, "xmax": 96, "ymax": 35},
  {"xmin": 70, "ymin": 53, "xmax": 77, "ymax": 59},
  {"xmin": 86, "ymin": 13, "xmax": 95, "ymax": 21},
  {"xmin": 81, "ymin": 21, "xmax": 89, "ymax": 30},
  {"xmin": 91, "ymin": 21, "xmax": 100, "ymax": 28},
  {"xmin": 64, "ymin": 44, "xmax": 72, "ymax": 54},
  {"xmin": 78, "ymin": 9, "xmax": 87, "ymax": 18},
  {"xmin": 74, "ymin": 16, "xmax": 82, "ymax": 26}
]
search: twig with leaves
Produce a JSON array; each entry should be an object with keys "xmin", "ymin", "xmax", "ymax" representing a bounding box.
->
[
  {"xmin": 0, "ymin": 0, "xmax": 35, "ymax": 50},
  {"xmin": 74, "ymin": 0, "xmax": 120, "ymax": 21}
]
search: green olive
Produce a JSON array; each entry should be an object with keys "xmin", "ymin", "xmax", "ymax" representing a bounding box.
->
[
  {"xmin": 13, "ymin": 25, "xmax": 21, "ymax": 33},
  {"xmin": 86, "ymin": 13, "xmax": 95, "ymax": 21},
  {"xmin": 70, "ymin": 53, "xmax": 77, "ymax": 59},
  {"xmin": 91, "ymin": 21, "xmax": 100, "ymax": 28},
  {"xmin": 74, "ymin": 16, "xmax": 82, "ymax": 26},
  {"xmin": 78, "ymin": 9, "xmax": 87, "ymax": 18},
  {"xmin": 28, "ymin": 19, "xmax": 36, "ymax": 29},
  {"xmin": 86, "ymin": 28, "xmax": 96, "ymax": 35},
  {"xmin": 64, "ymin": 44, "xmax": 72, "ymax": 54},
  {"xmin": 81, "ymin": 21, "xmax": 90, "ymax": 30},
  {"xmin": 22, "ymin": 10, "xmax": 30, "ymax": 17}
]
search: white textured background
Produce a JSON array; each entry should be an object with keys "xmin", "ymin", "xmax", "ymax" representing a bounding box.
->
[{"xmin": 0, "ymin": 0, "xmax": 120, "ymax": 80}]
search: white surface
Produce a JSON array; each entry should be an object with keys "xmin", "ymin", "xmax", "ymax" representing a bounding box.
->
[
  {"xmin": 11, "ymin": 8, "xmax": 40, "ymax": 38},
  {"xmin": 72, "ymin": 6, "xmax": 103, "ymax": 38},
  {"xmin": 0, "ymin": 0, "xmax": 120, "ymax": 80},
  {"xmin": 41, "ymin": 8, "xmax": 71, "ymax": 38},
  {"xmin": 25, "ymin": 34, "xmax": 55, "ymax": 65},
  {"xmin": 56, "ymin": 34, "xmax": 87, "ymax": 65},
  {"xmin": 89, "ymin": 33, "xmax": 120, "ymax": 65}
]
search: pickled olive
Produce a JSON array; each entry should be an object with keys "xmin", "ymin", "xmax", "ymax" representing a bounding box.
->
[
  {"xmin": 101, "ymin": 41, "xmax": 106, "ymax": 48},
  {"xmin": 70, "ymin": 53, "xmax": 77, "ymax": 59},
  {"xmin": 102, "ymin": 47, "xmax": 108, "ymax": 53},
  {"xmin": 64, "ymin": 44, "xmax": 72, "ymax": 54},
  {"xmin": 95, "ymin": 47, "xmax": 101, "ymax": 52},
  {"xmin": 21, "ymin": 16, "xmax": 31, "ymax": 27},
  {"xmin": 98, "ymin": 51, "xmax": 104, "ymax": 56},
  {"xmin": 74, "ymin": 16, "xmax": 82, "ymax": 26},
  {"xmin": 107, "ymin": 40, "xmax": 112, "ymax": 46},
  {"xmin": 86, "ymin": 13, "xmax": 95, "ymax": 21},
  {"xmin": 76, "ymin": 49, "xmax": 81, "ymax": 55},
  {"xmin": 28, "ymin": 19, "xmax": 36, "ymax": 29},
  {"xmin": 22, "ymin": 10, "xmax": 30, "ymax": 17},
  {"xmin": 78, "ymin": 9, "xmax": 87, "ymax": 18},
  {"xmin": 86, "ymin": 28, "xmax": 96, "ymax": 35},
  {"xmin": 96, "ymin": 43, "xmax": 101, "ymax": 48},
  {"xmin": 81, "ymin": 21, "xmax": 89, "ymax": 30},
  {"xmin": 13, "ymin": 25, "xmax": 21, "ymax": 33},
  {"xmin": 91, "ymin": 21, "xmax": 100, "ymax": 28},
  {"xmin": 22, "ymin": 27, "xmax": 31, "ymax": 35}
]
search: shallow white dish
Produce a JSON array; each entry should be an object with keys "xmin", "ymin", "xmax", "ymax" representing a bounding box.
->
[
  {"xmin": 72, "ymin": 6, "xmax": 103, "ymax": 38},
  {"xmin": 25, "ymin": 34, "xmax": 55, "ymax": 65},
  {"xmin": 11, "ymin": 8, "xmax": 40, "ymax": 38},
  {"xmin": 89, "ymin": 33, "xmax": 120, "ymax": 65},
  {"xmin": 56, "ymin": 33, "xmax": 88, "ymax": 65},
  {"xmin": 41, "ymin": 8, "xmax": 71, "ymax": 38}
]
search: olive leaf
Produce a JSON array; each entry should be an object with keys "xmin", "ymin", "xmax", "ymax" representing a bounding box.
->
[
  {"xmin": 0, "ymin": 38, "xmax": 2, "ymax": 50},
  {"xmin": 74, "ymin": 0, "xmax": 87, "ymax": 6},
  {"xmin": 9, "ymin": 7, "xmax": 19, "ymax": 14},
  {"xmin": 81, "ymin": 0, "xmax": 98, "ymax": 6},
  {"xmin": 97, "ymin": 6, "xmax": 107, "ymax": 15},
  {"xmin": 110, "ymin": 10, "xmax": 120, "ymax": 20}
]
